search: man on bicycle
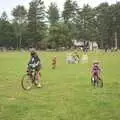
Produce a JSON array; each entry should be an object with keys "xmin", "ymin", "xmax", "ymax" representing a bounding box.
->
[
  {"xmin": 27, "ymin": 49, "xmax": 42, "ymax": 88},
  {"xmin": 91, "ymin": 61, "xmax": 101, "ymax": 81}
]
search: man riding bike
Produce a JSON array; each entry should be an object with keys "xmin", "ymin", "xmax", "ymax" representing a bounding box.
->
[{"xmin": 27, "ymin": 50, "xmax": 42, "ymax": 88}]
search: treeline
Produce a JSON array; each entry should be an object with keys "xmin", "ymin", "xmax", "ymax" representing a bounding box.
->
[{"xmin": 0, "ymin": 0, "xmax": 120, "ymax": 49}]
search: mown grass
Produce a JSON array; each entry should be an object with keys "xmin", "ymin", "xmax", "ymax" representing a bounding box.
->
[{"xmin": 0, "ymin": 51, "xmax": 120, "ymax": 120}]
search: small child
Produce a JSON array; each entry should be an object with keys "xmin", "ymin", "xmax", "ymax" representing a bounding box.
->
[
  {"xmin": 91, "ymin": 61, "xmax": 101, "ymax": 80},
  {"xmin": 52, "ymin": 56, "xmax": 56, "ymax": 69}
]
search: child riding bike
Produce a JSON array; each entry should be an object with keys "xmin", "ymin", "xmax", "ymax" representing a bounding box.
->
[
  {"xmin": 27, "ymin": 50, "xmax": 42, "ymax": 88},
  {"xmin": 91, "ymin": 61, "xmax": 101, "ymax": 81}
]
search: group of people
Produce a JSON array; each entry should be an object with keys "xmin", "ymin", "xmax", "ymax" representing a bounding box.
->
[
  {"xmin": 27, "ymin": 49, "xmax": 101, "ymax": 88},
  {"xmin": 66, "ymin": 51, "xmax": 80, "ymax": 64},
  {"xmin": 66, "ymin": 51, "xmax": 89, "ymax": 64}
]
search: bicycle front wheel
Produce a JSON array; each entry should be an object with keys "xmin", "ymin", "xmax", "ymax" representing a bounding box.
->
[
  {"xmin": 98, "ymin": 79, "xmax": 103, "ymax": 88},
  {"xmin": 21, "ymin": 74, "xmax": 33, "ymax": 90}
]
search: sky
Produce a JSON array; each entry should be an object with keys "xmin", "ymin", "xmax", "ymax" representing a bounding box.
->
[{"xmin": 0, "ymin": 0, "xmax": 119, "ymax": 19}]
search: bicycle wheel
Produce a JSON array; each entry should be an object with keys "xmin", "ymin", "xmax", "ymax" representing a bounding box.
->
[
  {"xmin": 97, "ymin": 79, "xmax": 103, "ymax": 88},
  {"xmin": 21, "ymin": 74, "xmax": 33, "ymax": 90}
]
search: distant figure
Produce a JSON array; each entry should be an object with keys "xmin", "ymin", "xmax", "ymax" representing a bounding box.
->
[
  {"xmin": 52, "ymin": 56, "xmax": 57, "ymax": 69},
  {"xmin": 66, "ymin": 52, "xmax": 79, "ymax": 64},
  {"xmin": 72, "ymin": 51, "xmax": 80, "ymax": 63},
  {"xmin": 83, "ymin": 41, "xmax": 89, "ymax": 53},
  {"xmin": 66, "ymin": 53, "xmax": 75, "ymax": 64},
  {"xmin": 105, "ymin": 45, "xmax": 108, "ymax": 52}
]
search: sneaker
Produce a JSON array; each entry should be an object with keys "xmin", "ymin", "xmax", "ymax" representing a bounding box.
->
[
  {"xmin": 26, "ymin": 86, "xmax": 31, "ymax": 90},
  {"xmin": 37, "ymin": 83, "xmax": 42, "ymax": 88}
]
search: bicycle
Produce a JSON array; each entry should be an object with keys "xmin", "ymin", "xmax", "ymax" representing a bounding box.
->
[
  {"xmin": 21, "ymin": 69, "xmax": 40, "ymax": 90},
  {"xmin": 91, "ymin": 74, "xmax": 103, "ymax": 88}
]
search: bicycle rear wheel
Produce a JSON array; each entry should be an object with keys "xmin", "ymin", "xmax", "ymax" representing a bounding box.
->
[
  {"xmin": 91, "ymin": 77, "xmax": 103, "ymax": 88},
  {"xmin": 21, "ymin": 74, "xmax": 33, "ymax": 90},
  {"xmin": 97, "ymin": 79, "xmax": 103, "ymax": 88}
]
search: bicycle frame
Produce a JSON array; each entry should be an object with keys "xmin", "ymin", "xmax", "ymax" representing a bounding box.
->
[{"xmin": 27, "ymin": 69, "xmax": 36, "ymax": 82}]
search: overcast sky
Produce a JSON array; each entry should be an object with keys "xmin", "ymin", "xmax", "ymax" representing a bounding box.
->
[{"xmin": 0, "ymin": 0, "xmax": 119, "ymax": 19}]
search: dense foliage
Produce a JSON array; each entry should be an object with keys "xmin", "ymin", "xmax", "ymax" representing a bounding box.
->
[{"xmin": 0, "ymin": 0, "xmax": 120, "ymax": 49}]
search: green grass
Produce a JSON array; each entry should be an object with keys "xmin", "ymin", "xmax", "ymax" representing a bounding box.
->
[{"xmin": 0, "ymin": 51, "xmax": 120, "ymax": 120}]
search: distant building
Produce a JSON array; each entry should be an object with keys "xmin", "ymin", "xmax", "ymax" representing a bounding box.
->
[
  {"xmin": 73, "ymin": 40, "xmax": 98, "ymax": 50},
  {"xmin": 73, "ymin": 40, "xmax": 84, "ymax": 47},
  {"xmin": 89, "ymin": 41, "xmax": 98, "ymax": 50}
]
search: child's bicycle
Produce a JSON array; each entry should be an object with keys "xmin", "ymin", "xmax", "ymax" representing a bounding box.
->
[
  {"xmin": 21, "ymin": 69, "xmax": 40, "ymax": 90},
  {"xmin": 91, "ymin": 75, "xmax": 103, "ymax": 88}
]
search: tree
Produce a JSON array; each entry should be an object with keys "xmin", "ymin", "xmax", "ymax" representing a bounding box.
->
[
  {"xmin": 62, "ymin": 0, "xmax": 78, "ymax": 23},
  {"xmin": 27, "ymin": 0, "xmax": 46, "ymax": 47},
  {"xmin": 109, "ymin": 2, "xmax": 120, "ymax": 48},
  {"xmin": 28, "ymin": 0, "xmax": 45, "ymax": 32},
  {"xmin": 47, "ymin": 2, "xmax": 59, "ymax": 25},
  {"xmin": 48, "ymin": 23, "xmax": 72, "ymax": 49},
  {"xmin": 1, "ymin": 11, "xmax": 8, "ymax": 21},
  {"xmin": 0, "ymin": 12, "xmax": 16, "ymax": 48},
  {"xmin": 95, "ymin": 3, "xmax": 111, "ymax": 48},
  {"xmin": 12, "ymin": 5, "xmax": 27, "ymax": 24},
  {"xmin": 12, "ymin": 5, "xmax": 27, "ymax": 48},
  {"xmin": 74, "ymin": 4, "xmax": 96, "ymax": 43}
]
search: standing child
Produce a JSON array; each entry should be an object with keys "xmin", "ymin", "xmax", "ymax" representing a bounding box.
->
[{"xmin": 52, "ymin": 56, "xmax": 56, "ymax": 69}]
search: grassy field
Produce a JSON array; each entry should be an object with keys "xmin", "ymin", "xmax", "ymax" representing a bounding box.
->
[{"xmin": 0, "ymin": 51, "xmax": 120, "ymax": 120}]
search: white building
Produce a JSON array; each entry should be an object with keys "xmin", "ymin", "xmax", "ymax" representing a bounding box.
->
[{"xmin": 73, "ymin": 40, "xmax": 98, "ymax": 50}]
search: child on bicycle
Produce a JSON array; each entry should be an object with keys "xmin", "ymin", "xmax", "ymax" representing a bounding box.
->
[
  {"xmin": 27, "ymin": 50, "xmax": 42, "ymax": 88},
  {"xmin": 91, "ymin": 61, "xmax": 101, "ymax": 81}
]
